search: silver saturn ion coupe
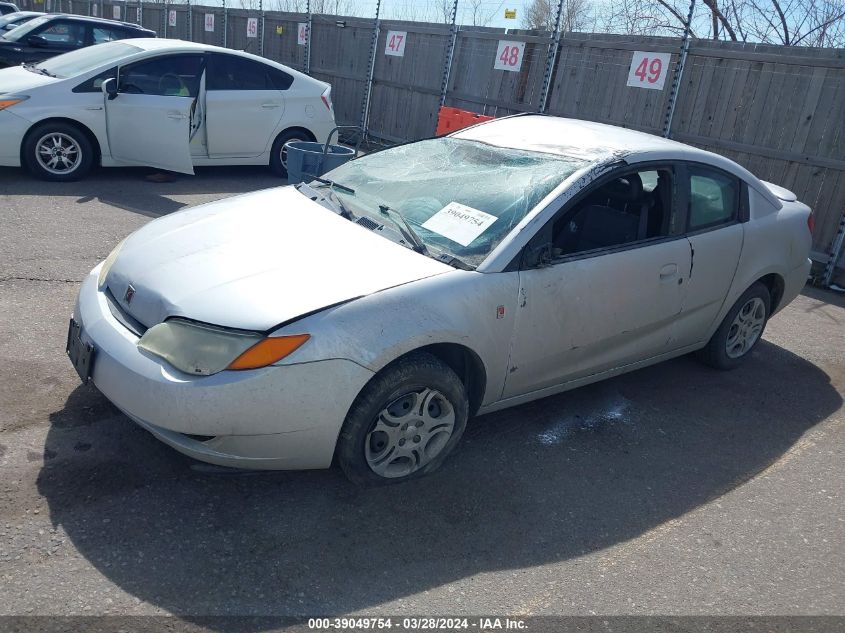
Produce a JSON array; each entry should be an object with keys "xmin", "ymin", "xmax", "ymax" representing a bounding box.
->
[{"xmin": 67, "ymin": 115, "xmax": 813, "ymax": 485}]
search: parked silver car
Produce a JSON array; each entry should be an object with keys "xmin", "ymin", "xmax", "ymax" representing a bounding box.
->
[{"xmin": 68, "ymin": 115, "xmax": 813, "ymax": 484}]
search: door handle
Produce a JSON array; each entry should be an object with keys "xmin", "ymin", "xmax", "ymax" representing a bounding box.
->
[
  {"xmin": 167, "ymin": 112, "xmax": 186, "ymax": 120},
  {"xmin": 260, "ymin": 102, "xmax": 281, "ymax": 109},
  {"xmin": 85, "ymin": 106, "xmax": 103, "ymax": 111},
  {"xmin": 659, "ymin": 263, "xmax": 678, "ymax": 279}
]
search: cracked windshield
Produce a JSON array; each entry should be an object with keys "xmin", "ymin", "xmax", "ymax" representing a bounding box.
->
[{"xmin": 316, "ymin": 136, "xmax": 587, "ymax": 267}]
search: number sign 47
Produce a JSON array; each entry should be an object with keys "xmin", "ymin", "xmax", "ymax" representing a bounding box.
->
[
  {"xmin": 626, "ymin": 51, "xmax": 671, "ymax": 90},
  {"xmin": 385, "ymin": 31, "xmax": 406, "ymax": 57},
  {"xmin": 494, "ymin": 40, "xmax": 525, "ymax": 72}
]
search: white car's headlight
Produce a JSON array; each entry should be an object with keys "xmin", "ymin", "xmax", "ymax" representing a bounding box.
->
[
  {"xmin": 97, "ymin": 237, "xmax": 127, "ymax": 289},
  {"xmin": 138, "ymin": 318, "xmax": 310, "ymax": 376}
]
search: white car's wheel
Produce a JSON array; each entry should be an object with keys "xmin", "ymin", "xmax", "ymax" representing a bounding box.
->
[
  {"xmin": 23, "ymin": 122, "xmax": 94, "ymax": 182},
  {"xmin": 337, "ymin": 352, "xmax": 468, "ymax": 485},
  {"xmin": 697, "ymin": 282, "xmax": 771, "ymax": 370}
]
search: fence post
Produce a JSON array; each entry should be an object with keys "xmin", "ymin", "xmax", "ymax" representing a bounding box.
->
[
  {"xmin": 163, "ymin": 1, "xmax": 167, "ymax": 37},
  {"xmin": 438, "ymin": 0, "xmax": 459, "ymax": 108},
  {"xmin": 822, "ymin": 212, "xmax": 845, "ymax": 287},
  {"xmin": 258, "ymin": 0, "xmax": 264, "ymax": 57},
  {"xmin": 187, "ymin": 0, "xmax": 192, "ymax": 41},
  {"xmin": 305, "ymin": 0, "xmax": 312, "ymax": 75},
  {"xmin": 538, "ymin": 0, "xmax": 564, "ymax": 113},
  {"xmin": 359, "ymin": 0, "xmax": 382, "ymax": 139},
  {"xmin": 662, "ymin": 0, "xmax": 696, "ymax": 138}
]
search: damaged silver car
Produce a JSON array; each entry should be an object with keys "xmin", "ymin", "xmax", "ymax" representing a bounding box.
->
[{"xmin": 68, "ymin": 115, "xmax": 813, "ymax": 484}]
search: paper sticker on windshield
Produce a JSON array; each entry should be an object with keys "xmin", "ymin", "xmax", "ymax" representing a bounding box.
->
[{"xmin": 422, "ymin": 202, "xmax": 496, "ymax": 247}]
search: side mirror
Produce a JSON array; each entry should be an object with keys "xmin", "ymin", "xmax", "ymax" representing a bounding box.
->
[
  {"xmin": 26, "ymin": 34, "xmax": 48, "ymax": 47},
  {"xmin": 101, "ymin": 77, "xmax": 118, "ymax": 100}
]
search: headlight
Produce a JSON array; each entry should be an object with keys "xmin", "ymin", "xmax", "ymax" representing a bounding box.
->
[
  {"xmin": 97, "ymin": 237, "xmax": 127, "ymax": 289},
  {"xmin": 0, "ymin": 96, "xmax": 28, "ymax": 111},
  {"xmin": 137, "ymin": 318, "xmax": 310, "ymax": 376}
]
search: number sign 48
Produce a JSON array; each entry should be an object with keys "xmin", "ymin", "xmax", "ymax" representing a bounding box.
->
[
  {"xmin": 626, "ymin": 51, "xmax": 671, "ymax": 90},
  {"xmin": 494, "ymin": 40, "xmax": 525, "ymax": 72}
]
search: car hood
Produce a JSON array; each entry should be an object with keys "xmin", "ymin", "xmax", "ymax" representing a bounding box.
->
[
  {"xmin": 0, "ymin": 63, "xmax": 56, "ymax": 93},
  {"xmin": 105, "ymin": 186, "xmax": 452, "ymax": 331}
]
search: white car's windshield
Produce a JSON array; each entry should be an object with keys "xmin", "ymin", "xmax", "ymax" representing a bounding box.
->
[
  {"xmin": 319, "ymin": 137, "xmax": 586, "ymax": 267},
  {"xmin": 1, "ymin": 14, "xmax": 49, "ymax": 40},
  {"xmin": 32, "ymin": 41, "xmax": 142, "ymax": 78}
]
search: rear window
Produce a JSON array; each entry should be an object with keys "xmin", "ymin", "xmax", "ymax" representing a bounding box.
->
[{"xmin": 206, "ymin": 53, "xmax": 293, "ymax": 91}]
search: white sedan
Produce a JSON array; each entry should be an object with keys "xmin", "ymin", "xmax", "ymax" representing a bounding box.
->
[
  {"xmin": 67, "ymin": 116, "xmax": 813, "ymax": 484},
  {"xmin": 0, "ymin": 38, "xmax": 335, "ymax": 180}
]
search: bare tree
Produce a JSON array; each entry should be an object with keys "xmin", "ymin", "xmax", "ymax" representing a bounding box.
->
[
  {"xmin": 521, "ymin": 0, "xmax": 593, "ymax": 31},
  {"xmin": 597, "ymin": 0, "xmax": 844, "ymax": 45},
  {"xmin": 462, "ymin": 0, "xmax": 495, "ymax": 25}
]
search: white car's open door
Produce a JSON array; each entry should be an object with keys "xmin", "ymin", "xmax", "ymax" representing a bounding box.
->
[{"xmin": 105, "ymin": 94, "xmax": 195, "ymax": 174}]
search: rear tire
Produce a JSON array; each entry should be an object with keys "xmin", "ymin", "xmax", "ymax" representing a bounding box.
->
[
  {"xmin": 336, "ymin": 352, "xmax": 469, "ymax": 486},
  {"xmin": 269, "ymin": 129, "xmax": 313, "ymax": 178},
  {"xmin": 697, "ymin": 282, "xmax": 771, "ymax": 370},
  {"xmin": 23, "ymin": 122, "xmax": 94, "ymax": 182}
]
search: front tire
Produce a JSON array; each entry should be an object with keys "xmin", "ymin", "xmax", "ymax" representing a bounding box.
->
[
  {"xmin": 269, "ymin": 129, "xmax": 312, "ymax": 178},
  {"xmin": 23, "ymin": 122, "xmax": 94, "ymax": 182},
  {"xmin": 337, "ymin": 352, "xmax": 469, "ymax": 486},
  {"xmin": 697, "ymin": 282, "xmax": 771, "ymax": 370}
]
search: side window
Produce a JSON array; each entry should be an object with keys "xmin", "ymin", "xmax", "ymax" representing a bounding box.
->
[
  {"xmin": 119, "ymin": 55, "xmax": 204, "ymax": 97},
  {"xmin": 207, "ymin": 53, "xmax": 287, "ymax": 90},
  {"xmin": 34, "ymin": 20, "xmax": 86, "ymax": 45},
  {"xmin": 72, "ymin": 66, "xmax": 117, "ymax": 93},
  {"xmin": 688, "ymin": 166, "xmax": 739, "ymax": 231},
  {"xmin": 550, "ymin": 167, "xmax": 676, "ymax": 258},
  {"xmin": 93, "ymin": 27, "xmax": 120, "ymax": 44}
]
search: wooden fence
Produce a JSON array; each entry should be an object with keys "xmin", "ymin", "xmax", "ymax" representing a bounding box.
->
[{"xmin": 16, "ymin": 0, "xmax": 845, "ymax": 281}]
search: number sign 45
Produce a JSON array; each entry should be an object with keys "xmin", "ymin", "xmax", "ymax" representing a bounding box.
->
[
  {"xmin": 626, "ymin": 51, "xmax": 671, "ymax": 90},
  {"xmin": 494, "ymin": 40, "xmax": 525, "ymax": 72}
]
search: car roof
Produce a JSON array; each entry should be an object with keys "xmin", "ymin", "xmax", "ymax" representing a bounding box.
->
[
  {"xmin": 41, "ymin": 13, "xmax": 153, "ymax": 30},
  {"xmin": 456, "ymin": 114, "xmax": 778, "ymax": 206},
  {"xmin": 455, "ymin": 115, "xmax": 698, "ymax": 161},
  {"xmin": 120, "ymin": 38, "xmax": 327, "ymax": 87}
]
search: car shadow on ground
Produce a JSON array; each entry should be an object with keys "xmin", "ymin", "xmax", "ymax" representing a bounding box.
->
[
  {"xmin": 37, "ymin": 339, "xmax": 841, "ymax": 619},
  {"xmin": 0, "ymin": 166, "xmax": 284, "ymax": 218}
]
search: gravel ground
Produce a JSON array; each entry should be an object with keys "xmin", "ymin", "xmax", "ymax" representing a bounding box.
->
[{"xmin": 0, "ymin": 165, "xmax": 843, "ymax": 620}]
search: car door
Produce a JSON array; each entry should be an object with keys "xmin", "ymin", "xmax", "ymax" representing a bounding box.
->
[
  {"xmin": 204, "ymin": 52, "xmax": 289, "ymax": 158},
  {"xmin": 502, "ymin": 165, "xmax": 692, "ymax": 399},
  {"xmin": 674, "ymin": 163, "xmax": 746, "ymax": 346},
  {"xmin": 105, "ymin": 54, "xmax": 204, "ymax": 174}
]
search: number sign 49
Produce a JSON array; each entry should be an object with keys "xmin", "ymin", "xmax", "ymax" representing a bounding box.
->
[
  {"xmin": 626, "ymin": 51, "xmax": 671, "ymax": 90},
  {"xmin": 385, "ymin": 31, "xmax": 406, "ymax": 57},
  {"xmin": 494, "ymin": 40, "xmax": 525, "ymax": 72}
]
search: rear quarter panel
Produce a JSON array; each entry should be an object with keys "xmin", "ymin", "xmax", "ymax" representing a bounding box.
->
[{"xmin": 707, "ymin": 188, "xmax": 811, "ymax": 337}]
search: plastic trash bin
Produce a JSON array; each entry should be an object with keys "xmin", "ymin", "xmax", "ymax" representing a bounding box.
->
[{"xmin": 284, "ymin": 126, "xmax": 360, "ymax": 185}]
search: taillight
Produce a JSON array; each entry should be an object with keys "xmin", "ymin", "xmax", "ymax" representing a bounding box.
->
[
  {"xmin": 321, "ymin": 87, "xmax": 332, "ymax": 111},
  {"xmin": 807, "ymin": 212, "xmax": 815, "ymax": 234}
]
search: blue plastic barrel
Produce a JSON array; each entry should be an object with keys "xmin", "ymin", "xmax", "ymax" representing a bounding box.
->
[{"xmin": 284, "ymin": 141, "xmax": 355, "ymax": 185}]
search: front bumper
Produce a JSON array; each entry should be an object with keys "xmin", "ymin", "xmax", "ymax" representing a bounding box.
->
[{"xmin": 74, "ymin": 267, "xmax": 375, "ymax": 470}]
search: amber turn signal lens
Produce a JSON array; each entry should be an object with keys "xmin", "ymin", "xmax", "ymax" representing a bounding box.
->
[
  {"xmin": 227, "ymin": 334, "xmax": 311, "ymax": 370},
  {"xmin": 0, "ymin": 99, "xmax": 25, "ymax": 111}
]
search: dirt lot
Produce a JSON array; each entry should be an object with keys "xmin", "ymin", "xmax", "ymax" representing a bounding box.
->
[{"xmin": 0, "ymin": 165, "xmax": 843, "ymax": 618}]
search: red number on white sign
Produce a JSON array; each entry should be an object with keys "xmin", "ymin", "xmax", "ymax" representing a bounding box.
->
[
  {"xmin": 499, "ymin": 46, "xmax": 519, "ymax": 66},
  {"xmin": 388, "ymin": 34, "xmax": 403, "ymax": 52},
  {"xmin": 647, "ymin": 58, "xmax": 662, "ymax": 83}
]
